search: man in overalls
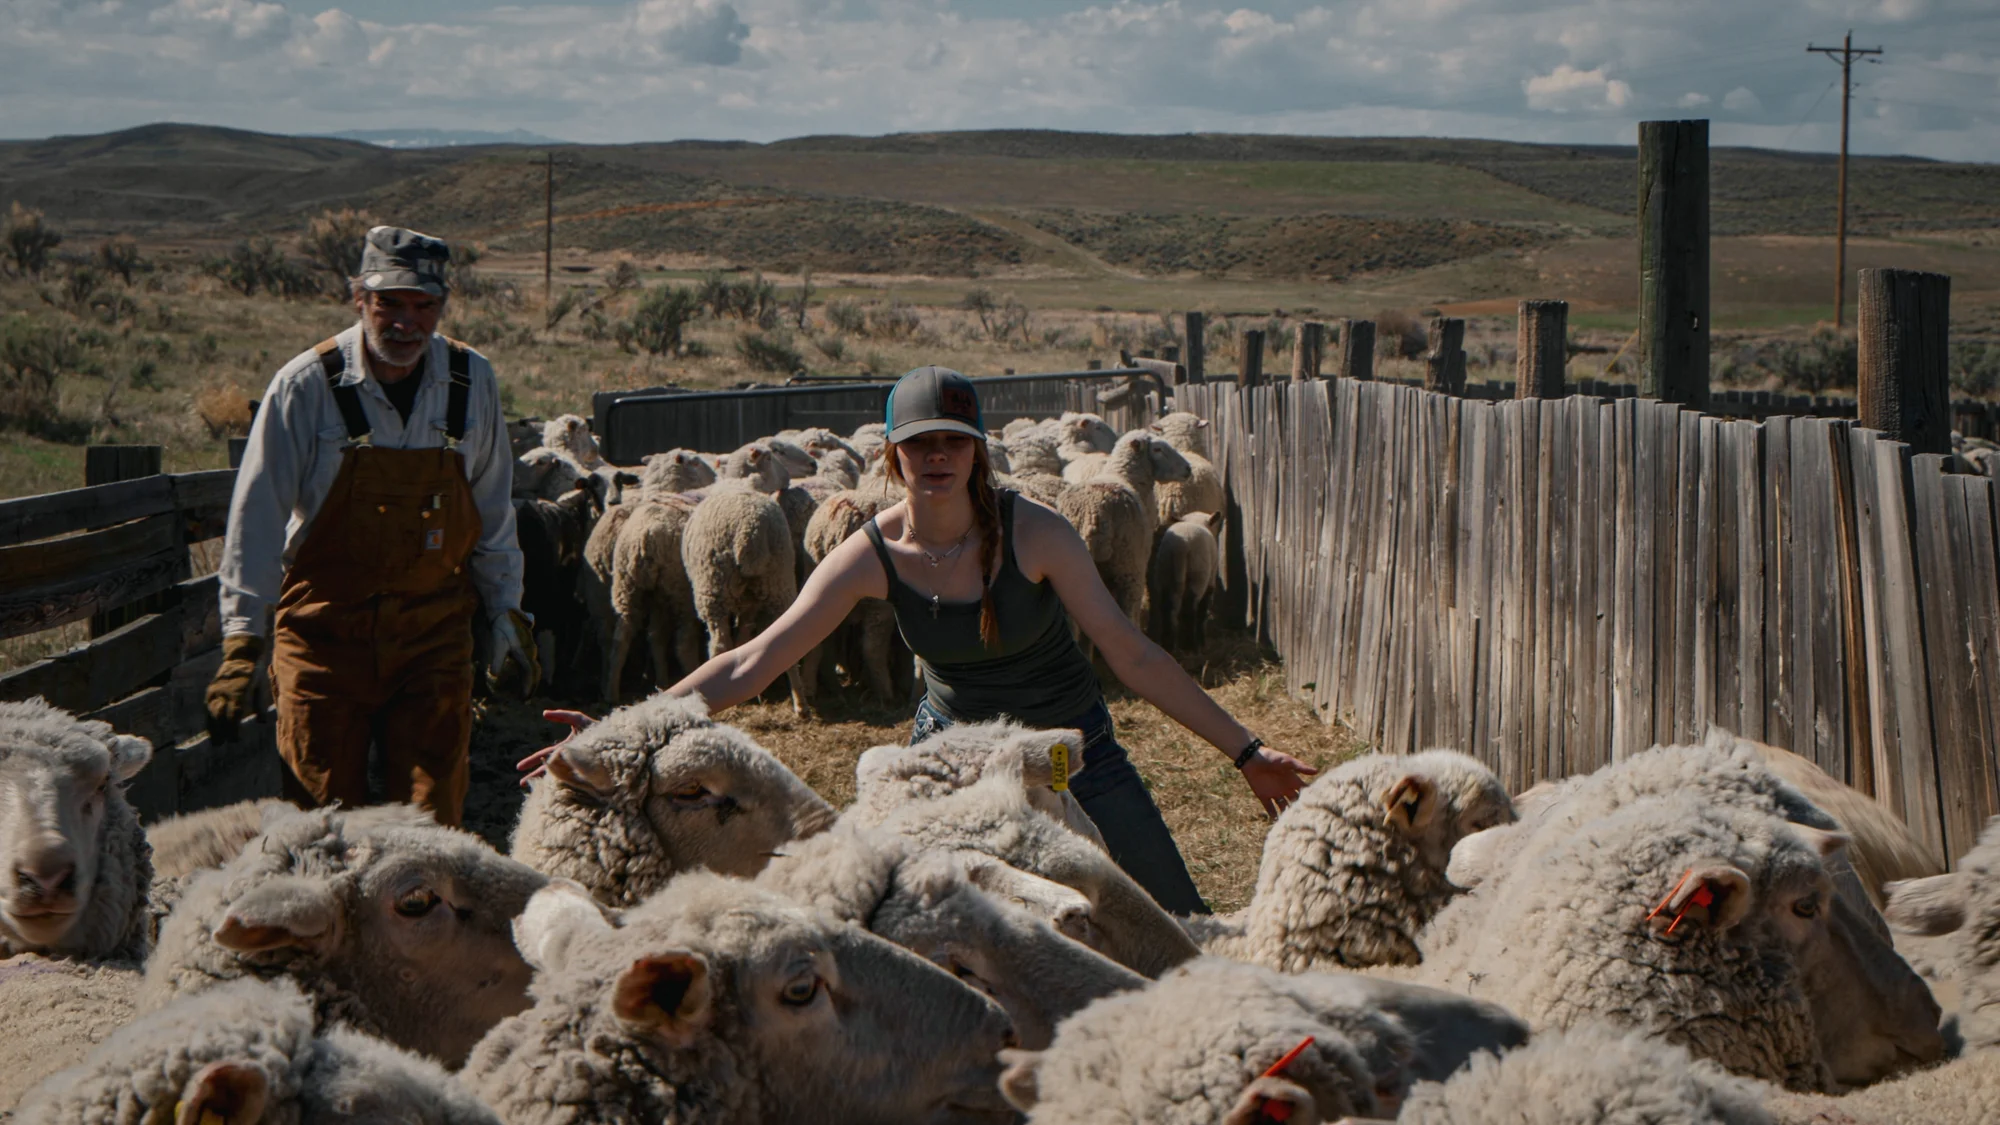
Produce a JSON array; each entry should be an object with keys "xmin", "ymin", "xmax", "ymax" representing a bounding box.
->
[{"xmin": 206, "ymin": 226, "xmax": 537, "ymax": 827}]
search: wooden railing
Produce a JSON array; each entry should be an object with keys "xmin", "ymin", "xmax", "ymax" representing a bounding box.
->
[{"xmin": 0, "ymin": 457, "xmax": 280, "ymax": 820}]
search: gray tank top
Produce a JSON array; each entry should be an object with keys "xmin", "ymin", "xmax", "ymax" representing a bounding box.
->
[{"xmin": 863, "ymin": 490, "xmax": 1100, "ymax": 726}]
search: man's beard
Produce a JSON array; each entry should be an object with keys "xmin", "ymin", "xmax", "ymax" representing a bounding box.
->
[{"xmin": 364, "ymin": 320, "xmax": 429, "ymax": 369}]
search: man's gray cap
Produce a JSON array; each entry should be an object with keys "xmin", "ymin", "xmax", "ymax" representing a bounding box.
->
[{"xmin": 357, "ymin": 225, "xmax": 451, "ymax": 296}]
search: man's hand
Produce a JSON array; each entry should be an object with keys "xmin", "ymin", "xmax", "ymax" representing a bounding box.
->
[
  {"xmin": 204, "ymin": 633, "xmax": 265, "ymax": 743},
  {"xmin": 1240, "ymin": 745, "xmax": 1319, "ymax": 820},
  {"xmin": 518, "ymin": 709, "xmax": 595, "ymax": 788},
  {"xmin": 487, "ymin": 609, "xmax": 540, "ymax": 699}
]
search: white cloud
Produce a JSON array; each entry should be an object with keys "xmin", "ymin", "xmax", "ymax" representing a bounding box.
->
[
  {"xmin": 1524, "ymin": 64, "xmax": 1632, "ymax": 111},
  {"xmin": 1722, "ymin": 86, "xmax": 1762, "ymax": 113},
  {"xmin": 1678, "ymin": 91, "xmax": 1712, "ymax": 108},
  {"xmin": 634, "ymin": 0, "xmax": 751, "ymax": 65}
]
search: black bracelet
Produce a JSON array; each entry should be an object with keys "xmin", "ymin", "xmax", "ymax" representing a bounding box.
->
[{"xmin": 1233, "ymin": 737, "xmax": 1264, "ymax": 770}]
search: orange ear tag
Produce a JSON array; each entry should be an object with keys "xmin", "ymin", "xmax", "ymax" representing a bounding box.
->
[
  {"xmin": 1252, "ymin": 1034, "xmax": 1316, "ymax": 1123},
  {"xmin": 1049, "ymin": 743, "xmax": 1070, "ymax": 792}
]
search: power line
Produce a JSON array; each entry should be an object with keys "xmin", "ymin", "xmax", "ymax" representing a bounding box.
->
[
  {"xmin": 1782, "ymin": 77, "xmax": 1841, "ymax": 151},
  {"xmin": 1808, "ymin": 31, "xmax": 1883, "ymax": 330}
]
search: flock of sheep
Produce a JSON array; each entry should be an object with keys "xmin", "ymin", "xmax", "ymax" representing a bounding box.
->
[
  {"xmin": 4, "ymin": 667, "xmax": 2000, "ymax": 1122},
  {"xmin": 508, "ymin": 407, "xmax": 1224, "ymax": 704},
  {"xmin": 5, "ymin": 408, "xmax": 2000, "ymax": 1122}
]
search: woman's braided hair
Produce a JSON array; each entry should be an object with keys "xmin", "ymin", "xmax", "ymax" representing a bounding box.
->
[{"xmin": 886, "ymin": 437, "xmax": 1004, "ymax": 651}]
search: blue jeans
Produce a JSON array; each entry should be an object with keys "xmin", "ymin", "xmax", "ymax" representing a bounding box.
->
[{"xmin": 911, "ymin": 697, "xmax": 1210, "ymax": 915}]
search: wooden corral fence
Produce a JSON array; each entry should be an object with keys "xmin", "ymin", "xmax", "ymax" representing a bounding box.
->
[
  {"xmin": 593, "ymin": 368, "xmax": 1164, "ymax": 463},
  {"xmin": 1177, "ymin": 377, "xmax": 2000, "ymax": 868},
  {"xmin": 0, "ymin": 452, "xmax": 281, "ymax": 821}
]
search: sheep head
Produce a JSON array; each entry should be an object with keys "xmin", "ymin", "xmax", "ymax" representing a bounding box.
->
[
  {"xmin": 148, "ymin": 807, "xmax": 546, "ymax": 1068},
  {"xmin": 512, "ymin": 694, "xmax": 836, "ymax": 906},
  {"xmin": 0, "ymin": 698, "xmax": 152, "ymax": 958},
  {"xmin": 542, "ymin": 414, "xmax": 602, "ymax": 467},
  {"xmin": 476, "ymin": 873, "xmax": 1016, "ymax": 1125},
  {"xmin": 1057, "ymin": 412, "xmax": 1117, "ymax": 455},
  {"xmin": 717, "ymin": 442, "xmax": 790, "ymax": 493},
  {"xmin": 1149, "ymin": 411, "xmax": 1212, "ymax": 458},
  {"xmin": 852, "ymin": 720, "xmax": 1098, "ymax": 845}
]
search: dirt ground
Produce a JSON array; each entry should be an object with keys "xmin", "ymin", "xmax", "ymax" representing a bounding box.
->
[{"xmin": 460, "ymin": 631, "xmax": 1364, "ymax": 914}]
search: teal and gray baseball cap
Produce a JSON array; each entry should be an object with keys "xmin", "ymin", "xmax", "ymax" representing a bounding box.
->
[
  {"xmin": 356, "ymin": 225, "xmax": 451, "ymax": 297},
  {"xmin": 885, "ymin": 366, "xmax": 984, "ymax": 443}
]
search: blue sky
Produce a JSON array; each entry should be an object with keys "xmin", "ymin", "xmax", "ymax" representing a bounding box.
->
[{"xmin": 4, "ymin": 1, "xmax": 1995, "ymax": 160}]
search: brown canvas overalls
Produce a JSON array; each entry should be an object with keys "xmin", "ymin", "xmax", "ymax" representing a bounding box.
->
[{"xmin": 271, "ymin": 338, "xmax": 480, "ymax": 826}]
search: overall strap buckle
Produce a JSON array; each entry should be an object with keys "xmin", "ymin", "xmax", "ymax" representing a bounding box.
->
[{"xmin": 316, "ymin": 338, "xmax": 372, "ymax": 447}]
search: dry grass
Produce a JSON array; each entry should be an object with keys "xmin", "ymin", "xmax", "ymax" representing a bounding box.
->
[{"xmin": 461, "ymin": 631, "xmax": 1364, "ymax": 913}]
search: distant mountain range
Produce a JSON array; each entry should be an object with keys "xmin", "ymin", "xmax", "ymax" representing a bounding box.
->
[{"xmin": 325, "ymin": 128, "xmax": 563, "ymax": 149}]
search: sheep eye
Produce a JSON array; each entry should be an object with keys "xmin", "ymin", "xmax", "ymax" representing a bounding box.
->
[
  {"xmin": 1791, "ymin": 898, "xmax": 1820, "ymax": 920},
  {"xmin": 668, "ymin": 782, "xmax": 711, "ymax": 804},
  {"xmin": 395, "ymin": 889, "xmax": 442, "ymax": 917},
  {"xmin": 779, "ymin": 976, "xmax": 821, "ymax": 1007}
]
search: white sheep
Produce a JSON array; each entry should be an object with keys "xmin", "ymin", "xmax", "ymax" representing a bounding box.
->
[
  {"xmin": 997, "ymin": 956, "xmax": 1415, "ymax": 1124},
  {"xmin": 638, "ymin": 447, "xmax": 719, "ymax": 496},
  {"xmin": 1763, "ymin": 1050, "xmax": 2000, "ymax": 1125},
  {"xmin": 16, "ymin": 976, "xmax": 500, "ymax": 1125},
  {"xmin": 515, "ymin": 414, "xmax": 621, "ymax": 503},
  {"xmin": 1881, "ymin": 815, "xmax": 2000, "ymax": 1052},
  {"xmin": 1057, "ymin": 430, "xmax": 1192, "ymax": 632},
  {"xmin": 459, "ymin": 874, "xmax": 1017, "ymax": 1125},
  {"xmin": 1418, "ymin": 793, "xmax": 1847, "ymax": 1092},
  {"xmin": 145, "ymin": 798, "xmax": 294, "ymax": 882},
  {"xmin": 1000, "ymin": 417, "xmax": 1045, "ymax": 442},
  {"xmin": 1437, "ymin": 734, "xmax": 1946, "ymax": 1089},
  {"xmin": 1199, "ymin": 750, "xmax": 1513, "ymax": 972},
  {"xmin": 758, "ymin": 820, "xmax": 1145, "ymax": 1048},
  {"xmin": 1055, "ymin": 411, "xmax": 1118, "ymax": 459},
  {"xmin": 1005, "ymin": 433, "xmax": 1065, "ymax": 476},
  {"xmin": 985, "ymin": 436, "xmax": 1015, "ymax": 474},
  {"xmin": 875, "ymin": 771, "xmax": 1202, "ymax": 977},
  {"xmin": 144, "ymin": 804, "xmax": 547, "ymax": 1067},
  {"xmin": 1149, "ymin": 511, "xmax": 1219, "ymax": 652},
  {"xmin": 1059, "ymin": 450, "xmax": 1108, "ymax": 484},
  {"xmin": 606, "ymin": 492, "xmax": 704, "ymax": 702},
  {"xmin": 1005, "ymin": 470, "xmax": 1070, "ymax": 511},
  {"xmin": 0, "ymin": 698, "xmax": 154, "ymax": 961},
  {"xmin": 1397, "ymin": 1024, "xmax": 1778, "ymax": 1125},
  {"xmin": 848, "ymin": 420, "xmax": 887, "ymax": 464},
  {"xmin": 510, "ymin": 692, "xmax": 836, "ymax": 905},
  {"xmin": 1150, "ymin": 411, "xmax": 1225, "ymax": 525},
  {"xmin": 848, "ymin": 718, "xmax": 1107, "ymax": 851},
  {"xmin": 681, "ymin": 462, "xmax": 808, "ymax": 712}
]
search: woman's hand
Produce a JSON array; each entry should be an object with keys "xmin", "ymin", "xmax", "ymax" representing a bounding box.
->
[
  {"xmin": 517, "ymin": 709, "xmax": 595, "ymax": 788},
  {"xmin": 1240, "ymin": 746, "xmax": 1319, "ymax": 820}
]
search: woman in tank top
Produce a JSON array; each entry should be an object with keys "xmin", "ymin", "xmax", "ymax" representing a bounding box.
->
[{"xmin": 521, "ymin": 366, "xmax": 1316, "ymax": 914}]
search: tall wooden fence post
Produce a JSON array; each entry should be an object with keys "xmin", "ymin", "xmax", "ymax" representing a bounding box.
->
[
  {"xmin": 1638, "ymin": 119, "xmax": 1710, "ymax": 408},
  {"xmin": 1239, "ymin": 330, "xmax": 1265, "ymax": 387},
  {"xmin": 1184, "ymin": 312, "xmax": 1206, "ymax": 385},
  {"xmin": 1424, "ymin": 317, "xmax": 1467, "ymax": 394},
  {"xmin": 84, "ymin": 445, "xmax": 170, "ymax": 638},
  {"xmin": 1335, "ymin": 319, "xmax": 1375, "ymax": 381},
  {"xmin": 1291, "ymin": 322, "xmax": 1325, "ymax": 382},
  {"xmin": 1516, "ymin": 299, "xmax": 1569, "ymax": 399},
  {"xmin": 1858, "ymin": 269, "xmax": 1951, "ymax": 455}
]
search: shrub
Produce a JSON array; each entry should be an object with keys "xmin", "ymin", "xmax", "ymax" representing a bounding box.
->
[
  {"xmin": 786, "ymin": 266, "xmax": 815, "ymax": 330},
  {"xmin": 210, "ymin": 238, "xmax": 317, "ymax": 298},
  {"xmin": 1950, "ymin": 340, "xmax": 2000, "ymax": 397},
  {"xmin": 1766, "ymin": 330, "xmax": 1856, "ymax": 393},
  {"xmin": 96, "ymin": 237, "xmax": 144, "ymax": 285},
  {"xmin": 605, "ymin": 259, "xmax": 641, "ymax": 295},
  {"xmin": 825, "ymin": 297, "xmax": 867, "ymax": 335},
  {"xmin": 194, "ymin": 382, "xmax": 254, "ymax": 438},
  {"xmin": 866, "ymin": 299, "xmax": 922, "ymax": 340},
  {"xmin": 812, "ymin": 333, "xmax": 847, "ymax": 361},
  {"xmin": 0, "ymin": 316, "xmax": 83, "ymax": 430},
  {"xmin": 1374, "ymin": 310, "xmax": 1428, "ymax": 359},
  {"xmin": 4, "ymin": 203, "xmax": 63, "ymax": 278},
  {"xmin": 736, "ymin": 328, "xmax": 804, "ymax": 374},
  {"xmin": 298, "ymin": 208, "xmax": 375, "ymax": 297},
  {"xmin": 621, "ymin": 283, "xmax": 702, "ymax": 355}
]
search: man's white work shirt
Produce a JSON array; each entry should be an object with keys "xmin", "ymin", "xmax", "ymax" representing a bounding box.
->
[{"xmin": 218, "ymin": 322, "xmax": 523, "ymax": 638}]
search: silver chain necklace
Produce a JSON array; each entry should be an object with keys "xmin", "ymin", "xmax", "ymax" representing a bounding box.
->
[{"xmin": 905, "ymin": 525, "xmax": 973, "ymax": 617}]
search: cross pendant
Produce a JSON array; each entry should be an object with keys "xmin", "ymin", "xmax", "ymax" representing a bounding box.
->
[{"xmin": 929, "ymin": 595, "xmax": 941, "ymax": 618}]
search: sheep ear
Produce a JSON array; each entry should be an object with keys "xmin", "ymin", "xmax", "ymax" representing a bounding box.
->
[
  {"xmin": 106, "ymin": 734, "xmax": 153, "ymax": 781},
  {"xmin": 514, "ymin": 879, "xmax": 616, "ymax": 972},
  {"xmin": 1223, "ymin": 1076, "xmax": 1317, "ymax": 1125},
  {"xmin": 1196, "ymin": 418, "xmax": 1210, "ymax": 429},
  {"xmin": 1885, "ymin": 874, "xmax": 1970, "ymax": 936},
  {"xmin": 959, "ymin": 853, "xmax": 1096, "ymax": 942},
  {"xmin": 1382, "ymin": 775, "xmax": 1440, "ymax": 835},
  {"xmin": 212, "ymin": 877, "xmax": 340, "ymax": 954},
  {"xmin": 747, "ymin": 447, "xmax": 765, "ymax": 464},
  {"xmin": 612, "ymin": 952, "xmax": 712, "ymax": 1045},
  {"xmin": 546, "ymin": 746, "xmax": 617, "ymax": 799},
  {"xmin": 1790, "ymin": 824, "xmax": 1850, "ymax": 860},
  {"xmin": 1446, "ymin": 826, "xmax": 1507, "ymax": 889},
  {"xmin": 997, "ymin": 1048, "xmax": 1043, "ymax": 1111},
  {"xmin": 1650, "ymin": 863, "xmax": 1753, "ymax": 935},
  {"xmin": 177, "ymin": 1060, "xmax": 269, "ymax": 1125}
]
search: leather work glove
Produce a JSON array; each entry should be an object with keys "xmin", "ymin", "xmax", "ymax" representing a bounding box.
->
[
  {"xmin": 488, "ymin": 609, "xmax": 541, "ymax": 700},
  {"xmin": 204, "ymin": 633, "xmax": 265, "ymax": 743}
]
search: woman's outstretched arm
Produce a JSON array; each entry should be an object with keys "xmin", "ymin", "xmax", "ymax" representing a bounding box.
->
[{"xmin": 1018, "ymin": 501, "xmax": 1319, "ymax": 815}]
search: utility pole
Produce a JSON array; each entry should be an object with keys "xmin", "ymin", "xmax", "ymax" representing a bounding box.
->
[
  {"xmin": 1808, "ymin": 31, "xmax": 1883, "ymax": 330},
  {"xmin": 543, "ymin": 150, "xmax": 555, "ymax": 315}
]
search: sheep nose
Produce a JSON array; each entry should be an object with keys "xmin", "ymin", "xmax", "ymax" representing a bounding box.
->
[{"xmin": 18, "ymin": 855, "xmax": 74, "ymax": 895}]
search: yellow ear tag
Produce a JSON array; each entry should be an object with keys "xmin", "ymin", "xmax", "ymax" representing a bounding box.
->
[{"xmin": 1049, "ymin": 743, "xmax": 1070, "ymax": 792}]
